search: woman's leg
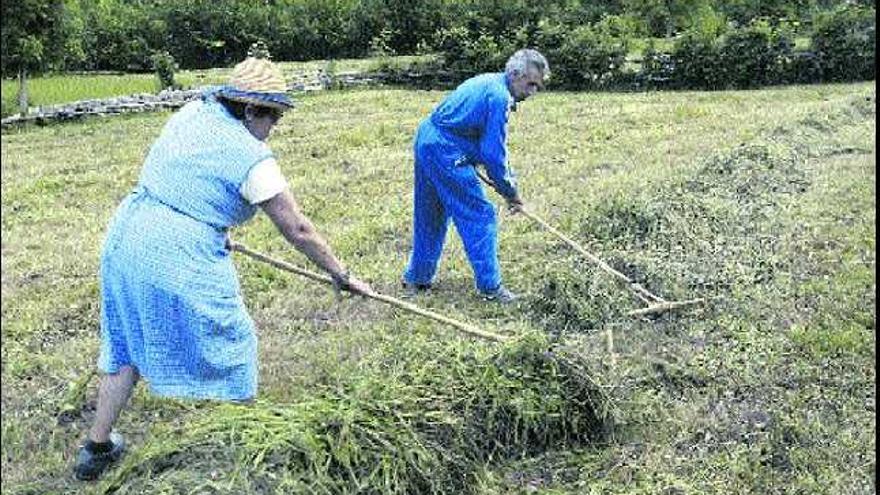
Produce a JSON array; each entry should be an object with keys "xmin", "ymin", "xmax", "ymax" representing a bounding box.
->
[{"xmin": 88, "ymin": 365, "xmax": 139, "ymax": 442}]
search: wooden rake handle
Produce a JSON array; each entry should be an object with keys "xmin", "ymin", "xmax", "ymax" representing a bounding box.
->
[
  {"xmin": 518, "ymin": 208, "xmax": 665, "ymax": 304},
  {"xmin": 229, "ymin": 242, "xmax": 509, "ymax": 343},
  {"xmin": 475, "ymin": 169, "xmax": 665, "ymax": 304}
]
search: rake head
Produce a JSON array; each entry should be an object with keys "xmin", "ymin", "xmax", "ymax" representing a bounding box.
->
[{"xmin": 625, "ymin": 297, "xmax": 709, "ymax": 317}]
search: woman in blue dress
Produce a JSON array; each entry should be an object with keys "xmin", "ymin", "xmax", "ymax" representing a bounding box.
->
[{"xmin": 74, "ymin": 57, "xmax": 372, "ymax": 481}]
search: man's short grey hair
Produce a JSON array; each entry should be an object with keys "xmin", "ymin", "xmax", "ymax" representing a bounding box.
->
[{"xmin": 505, "ymin": 49, "xmax": 550, "ymax": 80}]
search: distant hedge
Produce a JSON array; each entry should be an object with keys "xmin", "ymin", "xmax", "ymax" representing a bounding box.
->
[
  {"xmin": 435, "ymin": 5, "xmax": 874, "ymax": 91},
  {"xmin": 2, "ymin": 0, "xmax": 874, "ymax": 91},
  {"xmin": 637, "ymin": 5, "xmax": 875, "ymax": 90}
]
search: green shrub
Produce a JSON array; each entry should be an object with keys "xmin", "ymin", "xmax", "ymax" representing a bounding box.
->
[
  {"xmin": 657, "ymin": 9, "xmax": 874, "ymax": 89},
  {"xmin": 533, "ymin": 20, "xmax": 629, "ymax": 90},
  {"xmin": 150, "ymin": 50, "xmax": 177, "ymax": 90},
  {"xmin": 434, "ymin": 19, "xmax": 629, "ymax": 90},
  {"xmin": 639, "ymin": 39, "xmax": 675, "ymax": 88},
  {"xmin": 7, "ymin": 1, "xmax": 875, "ymax": 90},
  {"xmin": 77, "ymin": 0, "xmax": 156, "ymax": 72},
  {"xmin": 718, "ymin": 19, "xmax": 795, "ymax": 88},
  {"xmin": 432, "ymin": 27, "xmax": 512, "ymax": 75},
  {"xmin": 670, "ymin": 29, "xmax": 724, "ymax": 89},
  {"xmin": 358, "ymin": 0, "xmax": 444, "ymax": 55},
  {"xmin": 432, "ymin": 26, "xmax": 470, "ymax": 69},
  {"xmin": 557, "ymin": 26, "xmax": 627, "ymax": 89},
  {"xmin": 666, "ymin": 19, "xmax": 799, "ymax": 90},
  {"xmin": 368, "ymin": 27, "xmax": 397, "ymax": 58},
  {"xmin": 787, "ymin": 50, "xmax": 823, "ymax": 84},
  {"xmin": 812, "ymin": 5, "xmax": 876, "ymax": 82},
  {"xmin": 246, "ymin": 40, "xmax": 272, "ymax": 60},
  {"xmin": 594, "ymin": 13, "xmax": 645, "ymax": 40},
  {"xmin": 467, "ymin": 33, "xmax": 514, "ymax": 74}
]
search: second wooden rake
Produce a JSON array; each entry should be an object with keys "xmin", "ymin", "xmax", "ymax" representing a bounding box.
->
[{"xmin": 476, "ymin": 169, "xmax": 705, "ymax": 317}]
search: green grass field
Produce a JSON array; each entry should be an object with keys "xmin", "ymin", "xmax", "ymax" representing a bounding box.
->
[{"xmin": 1, "ymin": 81, "xmax": 875, "ymax": 494}]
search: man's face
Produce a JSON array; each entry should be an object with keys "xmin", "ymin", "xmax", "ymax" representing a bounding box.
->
[{"xmin": 510, "ymin": 66, "xmax": 545, "ymax": 102}]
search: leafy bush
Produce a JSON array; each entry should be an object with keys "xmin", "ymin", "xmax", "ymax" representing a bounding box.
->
[
  {"xmin": 150, "ymin": 50, "xmax": 177, "ymax": 90},
  {"xmin": 433, "ymin": 26, "xmax": 512, "ymax": 75},
  {"xmin": 246, "ymin": 40, "xmax": 272, "ymax": 60},
  {"xmin": 74, "ymin": 0, "xmax": 157, "ymax": 72},
  {"xmin": 434, "ymin": 18, "xmax": 629, "ymax": 90},
  {"xmin": 718, "ymin": 19, "xmax": 795, "ymax": 88},
  {"xmin": 812, "ymin": 5, "xmax": 876, "ymax": 82},
  {"xmin": 663, "ymin": 19, "xmax": 801, "ymax": 90},
  {"xmin": 639, "ymin": 40, "xmax": 675, "ymax": 88},
  {"xmin": 787, "ymin": 50, "xmax": 823, "ymax": 84},
  {"xmin": 662, "ymin": 8, "xmax": 874, "ymax": 90},
  {"xmin": 670, "ymin": 29, "xmax": 724, "ymax": 89},
  {"xmin": 4, "ymin": 0, "xmax": 874, "ymax": 92},
  {"xmin": 358, "ymin": 0, "xmax": 444, "ymax": 55},
  {"xmin": 368, "ymin": 27, "xmax": 397, "ymax": 58},
  {"xmin": 553, "ymin": 25, "xmax": 629, "ymax": 89}
]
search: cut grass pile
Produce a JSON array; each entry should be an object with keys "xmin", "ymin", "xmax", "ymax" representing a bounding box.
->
[
  {"xmin": 98, "ymin": 333, "xmax": 612, "ymax": 494},
  {"xmin": 526, "ymin": 92, "xmax": 873, "ymax": 339}
]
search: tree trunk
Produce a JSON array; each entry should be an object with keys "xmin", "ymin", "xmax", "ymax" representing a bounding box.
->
[{"xmin": 17, "ymin": 68, "xmax": 29, "ymax": 117}]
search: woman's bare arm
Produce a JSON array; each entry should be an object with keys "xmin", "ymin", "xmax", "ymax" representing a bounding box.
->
[{"xmin": 260, "ymin": 189, "xmax": 372, "ymax": 295}]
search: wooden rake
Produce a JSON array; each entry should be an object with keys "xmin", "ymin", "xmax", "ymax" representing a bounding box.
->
[
  {"xmin": 476, "ymin": 170, "xmax": 705, "ymax": 317},
  {"xmin": 229, "ymin": 242, "xmax": 509, "ymax": 342}
]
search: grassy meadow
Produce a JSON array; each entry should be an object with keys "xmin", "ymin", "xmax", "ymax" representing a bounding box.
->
[{"xmin": 1, "ymin": 80, "xmax": 875, "ymax": 493}]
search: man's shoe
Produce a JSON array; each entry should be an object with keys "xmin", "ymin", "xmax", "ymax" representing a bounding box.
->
[
  {"xmin": 74, "ymin": 432, "xmax": 125, "ymax": 481},
  {"xmin": 481, "ymin": 286, "xmax": 519, "ymax": 304},
  {"xmin": 402, "ymin": 280, "xmax": 432, "ymax": 298}
]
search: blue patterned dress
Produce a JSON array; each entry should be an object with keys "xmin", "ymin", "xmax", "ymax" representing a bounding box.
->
[{"xmin": 98, "ymin": 88, "xmax": 273, "ymax": 400}]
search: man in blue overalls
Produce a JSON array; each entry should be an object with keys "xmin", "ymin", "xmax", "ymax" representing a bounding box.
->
[{"xmin": 402, "ymin": 49, "xmax": 549, "ymax": 303}]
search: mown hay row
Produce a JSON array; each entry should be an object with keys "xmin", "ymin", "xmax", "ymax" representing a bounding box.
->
[
  {"xmin": 99, "ymin": 333, "xmax": 613, "ymax": 494},
  {"xmin": 524, "ymin": 92, "xmax": 875, "ymax": 336}
]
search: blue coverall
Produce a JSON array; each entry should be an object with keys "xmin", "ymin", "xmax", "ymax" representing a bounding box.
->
[{"xmin": 403, "ymin": 73, "xmax": 518, "ymax": 293}]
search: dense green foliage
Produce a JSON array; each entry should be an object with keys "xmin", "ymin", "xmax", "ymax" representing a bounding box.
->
[
  {"xmin": 812, "ymin": 4, "xmax": 877, "ymax": 82},
  {"xmin": 637, "ymin": 5, "xmax": 875, "ymax": 89},
  {"xmin": 1, "ymin": 0, "xmax": 874, "ymax": 90},
  {"xmin": 0, "ymin": 0, "xmax": 67, "ymax": 76}
]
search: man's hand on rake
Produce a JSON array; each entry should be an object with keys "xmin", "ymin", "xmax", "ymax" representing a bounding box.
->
[{"xmin": 505, "ymin": 194, "xmax": 525, "ymax": 215}]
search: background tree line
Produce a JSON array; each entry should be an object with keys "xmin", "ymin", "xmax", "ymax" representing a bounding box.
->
[{"xmin": 2, "ymin": 0, "xmax": 875, "ymax": 90}]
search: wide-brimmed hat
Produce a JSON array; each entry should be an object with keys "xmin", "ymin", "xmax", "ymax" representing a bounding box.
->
[{"xmin": 216, "ymin": 57, "xmax": 293, "ymax": 111}]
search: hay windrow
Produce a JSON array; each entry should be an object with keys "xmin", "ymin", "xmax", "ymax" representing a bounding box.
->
[
  {"xmin": 523, "ymin": 102, "xmax": 870, "ymax": 334},
  {"xmin": 99, "ymin": 332, "xmax": 613, "ymax": 494}
]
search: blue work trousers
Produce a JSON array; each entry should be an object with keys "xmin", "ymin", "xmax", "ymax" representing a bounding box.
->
[{"xmin": 403, "ymin": 120, "xmax": 501, "ymax": 293}]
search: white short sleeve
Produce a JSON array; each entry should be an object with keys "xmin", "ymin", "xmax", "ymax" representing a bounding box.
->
[{"xmin": 240, "ymin": 157, "xmax": 288, "ymax": 204}]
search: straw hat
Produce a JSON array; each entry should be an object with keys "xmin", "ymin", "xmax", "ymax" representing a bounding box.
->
[{"xmin": 216, "ymin": 57, "xmax": 293, "ymax": 110}]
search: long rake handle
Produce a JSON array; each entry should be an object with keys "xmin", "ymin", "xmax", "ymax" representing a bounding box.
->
[
  {"xmin": 526, "ymin": 211, "xmax": 710, "ymax": 314},
  {"xmin": 229, "ymin": 242, "xmax": 509, "ymax": 343},
  {"xmin": 518, "ymin": 208, "xmax": 665, "ymax": 304},
  {"xmin": 474, "ymin": 169, "xmax": 665, "ymax": 303},
  {"xmin": 475, "ymin": 170, "xmax": 712, "ymax": 313}
]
